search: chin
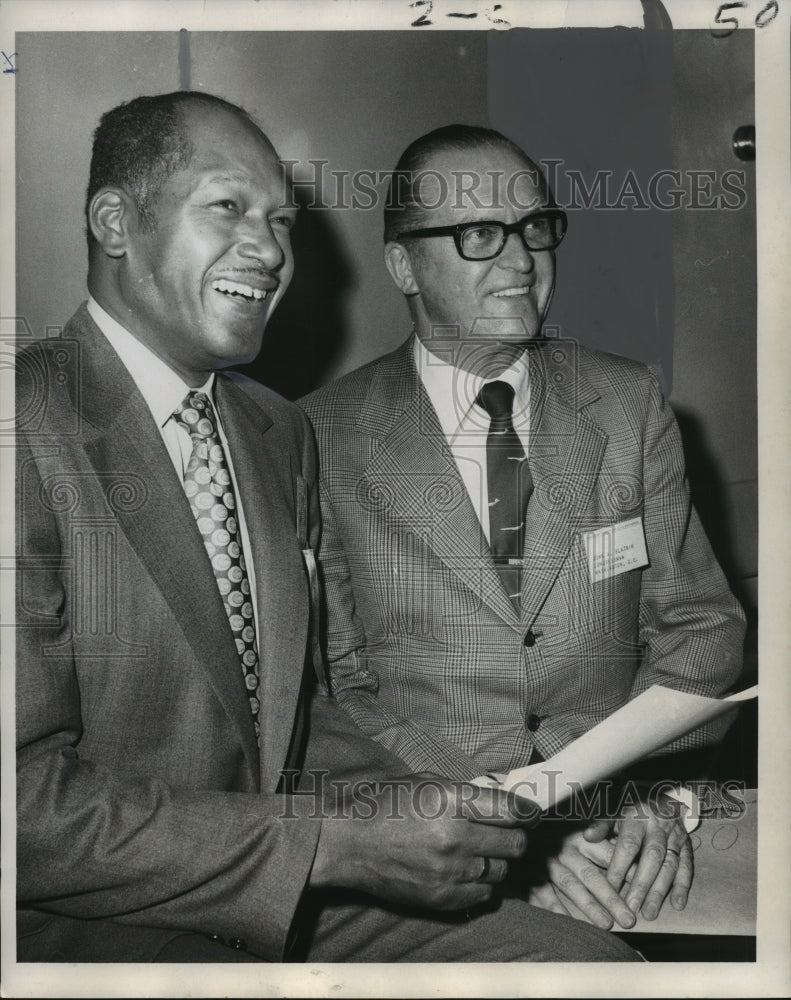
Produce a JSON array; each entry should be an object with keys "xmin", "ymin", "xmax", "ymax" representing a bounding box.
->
[
  {"xmin": 207, "ymin": 344, "xmax": 261, "ymax": 373},
  {"xmin": 468, "ymin": 316, "xmax": 540, "ymax": 342}
]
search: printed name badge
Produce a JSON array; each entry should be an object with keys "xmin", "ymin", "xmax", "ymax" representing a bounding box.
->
[{"xmin": 582, "ymin": 517, "xmax": 649, "ymax": 584}]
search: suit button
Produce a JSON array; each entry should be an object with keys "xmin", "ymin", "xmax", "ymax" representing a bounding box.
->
[
  {"xmin": 526, "ymin": 714, "xmax": 542, "ymax": 732},
  {"xmin": 523, "ymin": 629, "xmax": 537, "ymax": 647},
  {"xmin": 228, "ymin": 938, "xmax": 248, "ymax": 952},
  {"xmin": 205, "ymin": 933, "xmax": 225, "ymax": 945}
]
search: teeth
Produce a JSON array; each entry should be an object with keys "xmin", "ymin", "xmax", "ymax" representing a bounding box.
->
[
  {"xmin": 211, "ymin": 278, "xmax": 268, "ymax": 301},
  {"xmin": 492, "ymin": 287, "xmax": 530, "ymax": 298}
]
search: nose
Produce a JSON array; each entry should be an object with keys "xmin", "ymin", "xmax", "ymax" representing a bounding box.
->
[
  {"xmin": 236, "ymin": 219, "xmax": 286, "ymax": 271},
  {"xmin": 498, "ymin": 230, "xmax": 536, "ymax": 273}
]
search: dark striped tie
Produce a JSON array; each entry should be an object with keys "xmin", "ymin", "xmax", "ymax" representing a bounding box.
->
[{"xmin": 477, "ymin": 380, "xmax": 533, "ymax": 610}]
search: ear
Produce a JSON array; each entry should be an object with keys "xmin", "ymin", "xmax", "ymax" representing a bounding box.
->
[
  {"xmin": 384, "ymin": 242, "xmax": 420, "ymax": 296},
  {"xmin": 88, "ymin": 187, "xmax": 137, "ymax": 259}
]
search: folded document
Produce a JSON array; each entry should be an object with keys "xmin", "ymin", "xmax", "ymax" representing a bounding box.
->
[{"xmin": 475, "ymin": 685, "xmax": 758, "ymax": 811}]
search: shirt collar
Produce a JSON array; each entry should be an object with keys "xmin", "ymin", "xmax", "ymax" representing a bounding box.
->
[
  {"xmin": 87, "ymin": 296, "xmax": 214, "ymax": 426},
  {"xmin": 413, "ymin": 334, "xmax": 530, "ymax": 441}
]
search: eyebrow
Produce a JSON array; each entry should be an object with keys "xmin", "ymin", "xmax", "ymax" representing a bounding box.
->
[
  {"xmin": 194, "ymin": 171, "xmax": 299, "ymax": 215},
  {"xmin": 201, "ymin": 172, "xmax": 251, "ymax": 185}
]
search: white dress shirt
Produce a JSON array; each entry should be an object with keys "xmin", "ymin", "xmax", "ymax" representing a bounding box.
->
[
  {"xmin": 87, "ymin": 297, "xmax": 259, "ymax": 628},
  {"xmin": 413, "ymin": 336, "xmax": 530, "ymax": 542}
]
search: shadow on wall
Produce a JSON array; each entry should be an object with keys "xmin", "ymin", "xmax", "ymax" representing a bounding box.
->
[
  {"xmin": 672, "ymin": 403, "xmax": 757, "ymax": 788},
  {"xmin": 672, "ymin": 405, "xmax": 753, "ymax": 611},
  {"xmin": 238, "ymin": 188, "xmax": 353, "ymax": 400},
  {"xmin": 629, "ymin": 398, "xmax": 758, "ymax": 781}
]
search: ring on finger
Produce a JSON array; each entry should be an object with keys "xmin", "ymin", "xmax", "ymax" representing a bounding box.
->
[
  {"xmin": 478, "ymin": 857, "xmax": 491, "ymax": 882},
  {"xmin": 665, "ymin": 847, "xmax": 680, "ymax": 857}
]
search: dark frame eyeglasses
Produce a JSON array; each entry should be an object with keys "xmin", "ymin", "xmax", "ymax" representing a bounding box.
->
[{"xmin": 395, "ymin": 209, "xmax": 568, "ymax": 261}]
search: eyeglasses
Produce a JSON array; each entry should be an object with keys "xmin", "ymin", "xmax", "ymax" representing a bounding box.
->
[{"xmin": 396, "ymin": 209, "xmax": 568, "ymax": 261}]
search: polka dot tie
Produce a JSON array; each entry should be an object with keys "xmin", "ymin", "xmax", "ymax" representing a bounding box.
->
[
  {"xmin": 477, "ymin": 380, "xmax": 534, "ymax": 611},
  {"xmin": 172, "ymin": 391, "xmax": 260, "ymax": 737}
]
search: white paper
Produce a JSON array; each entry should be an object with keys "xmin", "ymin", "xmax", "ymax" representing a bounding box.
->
[{"xmin": 481, "ymin": 685, "xmax": 758, "ymax": 811}]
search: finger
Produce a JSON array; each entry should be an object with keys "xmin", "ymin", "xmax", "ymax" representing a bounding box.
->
[
  {"xmin": 551, "ymin": 856, "xmax": 636, "ymax": 930},
  {"xmin": 583, "ymin": 818, "xmax": 614, "ymax": 843},
  {"xmin": 638, "ymin": 847, "xmax": 680, "ymax": 920},
  {"xmin": 467, "ymin": 824, "xmax": 529, "ymax": 861},
  {"xmin": 502, "ymin": 789, "xmax": 542, "ymax": 827},
  {"xmin": 551, "ymin": 878, "xmax": 615, "ymax": 930},
  {"xmin": 528, "ymin": 881, "xmax": 571, "ymax": 916},
  {"xmin": 669, "ymin": 838, "xmax": 694, "ymax": 911},
  {"xmin": 547, "ymin": 860, "xmax": 619, "ymax": 930},
  {"xmin": 624, "ymin": 824, "xmax": 670, "ymax": 913},
  {"xmin": 622, "ymin": 859, "xmax": 638, "ymax": 885},
  {"xmin": 639, "ymin": 830, "xmax": 693, "ymax": 919},
  {"xmin": 575, "ymin": 836, "xmax": 616, "ymax": 868},
  {"xmin": 605, "ymin": 821, "xmax": 645, "ymax": 891},
  {"xmin": 458, "ymin": 784, "xmax": 541, "ymax": 828},
  {"xmin": 469, "ymin": 856, "xmax": 509, "ymax": 884}
]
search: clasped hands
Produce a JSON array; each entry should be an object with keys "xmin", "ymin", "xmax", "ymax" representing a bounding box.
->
[
  {"xmin": 310, "ymin": 776, "xmax": 692, "ymax": 926},
  {"xmin": 525, "ymin": 791, "xmax": 694, "ymax": 929}
]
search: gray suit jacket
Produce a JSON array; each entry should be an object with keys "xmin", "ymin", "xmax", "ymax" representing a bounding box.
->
[
  {"xmin": 302, "ymin": 336, "xmax": 746, "ymax": 782},
  {"xmin": 15, "ymin": 304, "xmax": 401, "ymax": 961}
]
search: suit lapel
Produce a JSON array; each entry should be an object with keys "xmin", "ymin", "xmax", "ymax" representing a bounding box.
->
[
  {"xmin": 359, "ymin": 341, "xmax": 518, "ymax": 626},
  {"xmin": 215, "ymin": 376, "xmax": 308, "ymax": 794},
  {"xmin": 74, "ymin": 308, "xmax": 260, "ymax": 783},
  {"xmin": 358, "ymin": 337, "xmax": 609, "ymax": 629},
  {"xmin": 519, "ymin": 342, "xmax": 607, "ymax": 626}
]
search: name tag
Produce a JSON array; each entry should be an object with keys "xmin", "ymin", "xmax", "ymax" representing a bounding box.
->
[{"xmin": 582, "ymin": 517, "xmax": 649, "ymax": 583}]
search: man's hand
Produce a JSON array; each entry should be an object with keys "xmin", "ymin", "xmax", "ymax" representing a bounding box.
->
[
  {"xmin": 584, "ymin": 791, "xmax": 694, "ymax": 920},
  {"xmin": 310, "ymin": 775, "xmax": 538, "ymax": 911},
  {"xmin": 526, "ymin": 828, "xmax": 636, "ymax": 929}
]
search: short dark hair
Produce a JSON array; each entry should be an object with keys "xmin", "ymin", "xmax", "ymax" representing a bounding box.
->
[
  {"xmin": 383, "ymin": 123, "xmax": 548, "ymax": 244},
  {"xmin": 85, "ymin": 91, "xmax": 260, "ymax": 253}
]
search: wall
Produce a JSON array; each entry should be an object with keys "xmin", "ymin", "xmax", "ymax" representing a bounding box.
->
[
  {"xmin": 16, "ymin": 32, "xmax": 181, "ymax": 335},
  {"xmin": 488, "ymin": 28, "xmax": 676, "ymax": 379},
  {"xmin": 670, "ymin": 30, "xmax": 757, "ymax": 618}
]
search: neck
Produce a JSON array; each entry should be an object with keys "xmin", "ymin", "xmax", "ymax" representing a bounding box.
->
[
  {"xmin": 88, "ymin": 278, "xmax": 210, "ymax": 388},
  {"xmin": 416, "ymin": 334, "xmax": 528, "ymax": 377}
]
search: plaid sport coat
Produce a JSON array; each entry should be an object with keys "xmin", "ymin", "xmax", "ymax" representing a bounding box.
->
[{"xmin": 302, "ymin": 335, "xmax": 745, "ymax": 782}]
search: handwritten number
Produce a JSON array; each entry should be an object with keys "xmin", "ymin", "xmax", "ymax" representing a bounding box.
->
[
  {"xmin": 712, "ymin": 1, "xmax": 779, "ymax": 36},
  {"xmin": 1, "ymin": 51, "xmax": 17, "ymax": 74},
  {"xmin": 484, "ymin": 3, "xmax": 510, "ymax": 26},
  {"xmin": 712, "ymin": 2, "xmax": 747, "ymax": 36},
  {"xmin": 439, "ymin": 3, "xmax": 510, "ymax": 25},
  {"xmin": 755, "ymin": 1, "xmax": 779, "ymax": 27},
  {"xmin": 410, "ymin": 0, "xmax": 433, "ymax": 27}
]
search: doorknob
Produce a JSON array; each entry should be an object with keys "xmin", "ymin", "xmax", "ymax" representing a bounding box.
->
[{"xmin": 732, "ymin": 125, "xmax": 755, "ymax": 162}]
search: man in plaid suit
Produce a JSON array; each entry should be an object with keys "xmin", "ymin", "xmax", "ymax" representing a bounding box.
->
[{"xmin": 301, "ymin": 125, "xmax": 745, "ymax": 930}]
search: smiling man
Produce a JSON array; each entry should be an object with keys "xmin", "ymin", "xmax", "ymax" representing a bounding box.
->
[
  {"xmin": 17, "ymin": 96, "xmax": 645, "ymax": 965},
  {"xmin": 302, "ymin": 124, "xmax": 745, "ymax": 930}
]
